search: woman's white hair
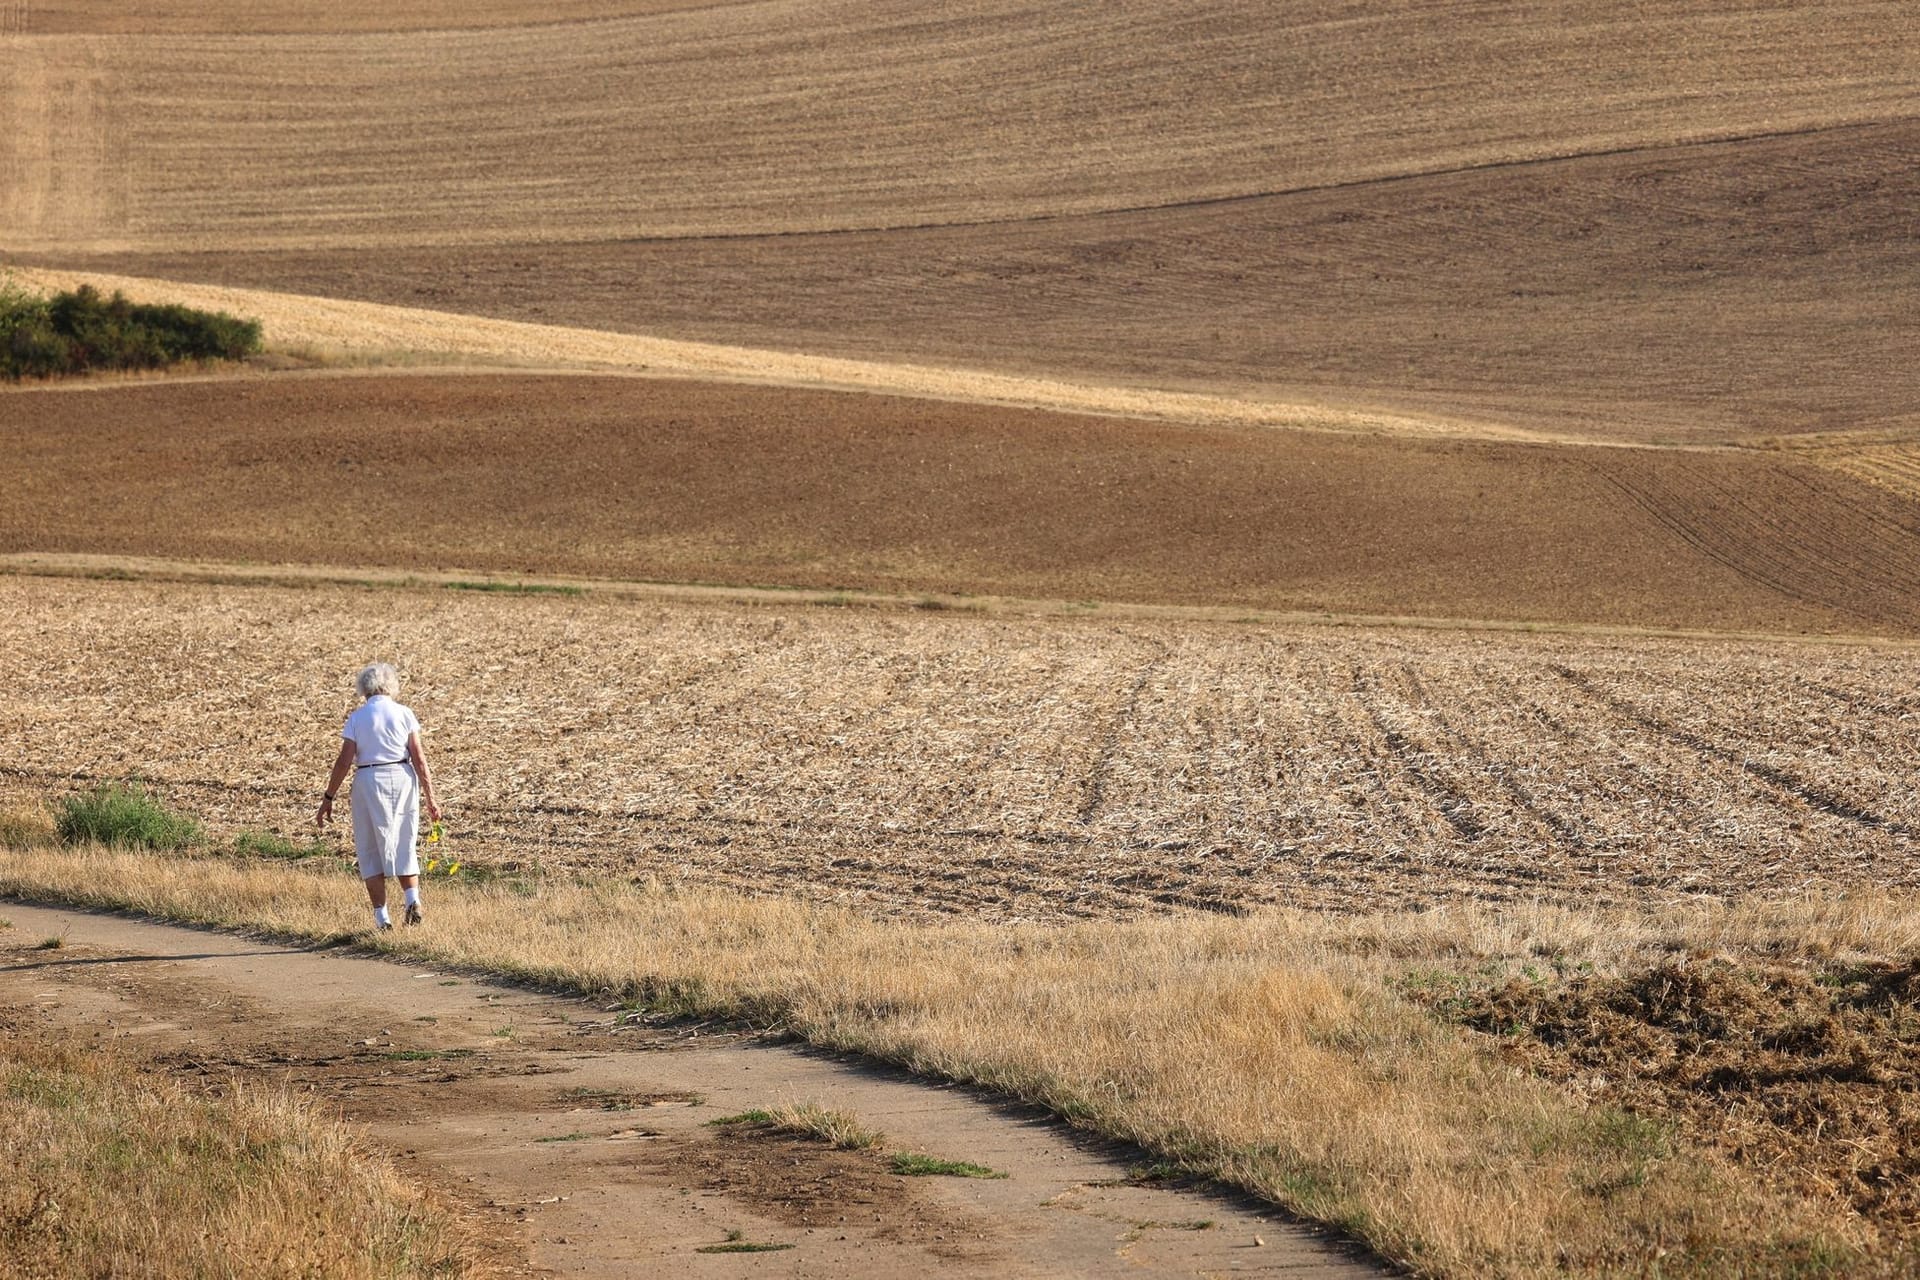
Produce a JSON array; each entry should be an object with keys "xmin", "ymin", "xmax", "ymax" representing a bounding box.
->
[{"xmin": 356, "ymin": 662, "xmax": 401, "ymax": 699}]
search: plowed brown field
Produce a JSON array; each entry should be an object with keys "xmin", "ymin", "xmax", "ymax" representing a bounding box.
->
[
  {"xmin": 7, "ymin": 1, "xmax": 1918, "ymax": 444},
  {"xmin": 9, "ymin": 373, "xmax": 1920, "ymax": 635},
  {"xmin": 4, "ymin": 576, "xmax": 1916, "ymax": 921},
  {"xmin": 52, "ymin": 121, "xmax": 1919, "ymax": 445}
]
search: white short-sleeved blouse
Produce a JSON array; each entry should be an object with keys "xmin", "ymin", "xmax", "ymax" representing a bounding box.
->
[{"xmin": 341, "ymin": 695, "xmax": 420, "ymax": 766}]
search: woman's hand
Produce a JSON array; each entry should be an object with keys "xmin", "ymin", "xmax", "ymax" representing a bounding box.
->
[
  {"xmin": 316, "ymin": 794, "xmax": 336, "ymax": 827},
  {"xmin": 424, "ymin": 797, "xmax": 442, "ymax": 823}
]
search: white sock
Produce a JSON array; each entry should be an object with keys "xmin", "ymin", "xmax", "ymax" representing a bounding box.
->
[
  {"xmin": 403, "ymin": 887, "xmax": 420, "ymax": 907},
  {"xmin": 373, "ymin": 905, "xmax": 391, "ymax": 926}
]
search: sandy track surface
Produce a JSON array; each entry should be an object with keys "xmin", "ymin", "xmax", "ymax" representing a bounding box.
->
[
  {"xmin": 0, "ymin": 902, "xmax": 1376, "ymax": 1276},
  {"xmin": 4, "ymin": 1, "xmax": 1913, "ymax": 254},
  {"xmin": 3, "ymin": 576, "xmax": 1916, "ymax": 920},
  {"xmin": 7, "ymin": 372, "xmax": 1920, "ymax": 635},
  {"xmin": 45, "ymin": 120, "xmax": 1918, "ymax": 445}
]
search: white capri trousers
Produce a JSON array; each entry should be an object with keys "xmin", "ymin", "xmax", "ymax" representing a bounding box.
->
[{"xmin": 350, "ymin": 762, "xmax": 421, "ymax": 880}]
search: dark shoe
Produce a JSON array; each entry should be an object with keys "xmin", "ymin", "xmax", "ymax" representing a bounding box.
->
[
  {"xmin": 377, "ymin": 921, "xmax": 394, "ymax": 931},
  {"xmin": 404, "ymin": 903, "xmax": 423, "ymax": 926}
]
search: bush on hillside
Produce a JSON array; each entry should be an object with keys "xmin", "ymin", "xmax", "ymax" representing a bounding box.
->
[{"xmin": 0, "ymin": 282, "xmax": 261, "ymax": 379}]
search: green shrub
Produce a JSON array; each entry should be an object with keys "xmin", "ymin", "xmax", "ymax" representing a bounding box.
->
[
  {"xmin": 0, "ymin": 283, "xmax": 261, "ymax": 380},
  {"xmin": 54, "ymin": 783, "xmax": 202, "ymax": 850}
]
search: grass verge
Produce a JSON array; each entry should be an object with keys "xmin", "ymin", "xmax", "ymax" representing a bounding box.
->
[
  {"xmin": 0, "ymin": 842, "xmax": 1906, "ymax": 1277},
  {"xmin": 0, "ymin": 1029, "xmax": 477, "ymax": 1277}
]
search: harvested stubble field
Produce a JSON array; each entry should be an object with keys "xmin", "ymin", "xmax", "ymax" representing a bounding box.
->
[
  {"xmin": 8, "ymin": 1, "xmax": 1909, "ymax": 253},
  {"xmin": 8, "ymin": 373, "xmax": 1920, "ymax": 637},
  {"xmin": 4, "ymin": 575, "xmax": 1917, "ymax": 921}
]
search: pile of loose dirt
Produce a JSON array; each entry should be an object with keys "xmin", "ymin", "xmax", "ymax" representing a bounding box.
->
[{"xmin": 1428, "ymin": 958, "xmax": 1920, "ymax": 1229}]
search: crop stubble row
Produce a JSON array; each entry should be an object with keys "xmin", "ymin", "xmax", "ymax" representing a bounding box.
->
[{"xmin": 3, "ymin": 577, "xmax": 1915, "ymax": 920}]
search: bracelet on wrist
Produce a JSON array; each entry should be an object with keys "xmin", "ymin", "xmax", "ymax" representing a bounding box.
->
[{"xmin": 322, "ymin": 792, "xmax": 335, "ymax": 802}]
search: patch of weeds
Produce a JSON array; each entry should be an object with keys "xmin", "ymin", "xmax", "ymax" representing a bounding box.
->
[
  {"xmin": 1122, "ymin": 1219, "xmax": 1216, "ymax": 1241},
  {"xmin": 708, "ymin": 1103, "xmax": 880, "ymax": 1150},
  {"xmin": 414, "ymin": 1016, "xmax": 438, "ymax": 1024},
  {"xmin": 491, "ymin": 1026, "xmax": 515, "ymax": 1038},
  {"xmin": 534, "ymin": 1132, "xmax": 590, "ymax": 1144},
  {"xmin": 438, "ymin": 980, "xmax": 461, "ymax": 986},
  {"xmin": 233, "ymin": 830, "xmax": 332, "ymax": 861},
  {"xmin": 889, "ymin": 1153, "xmax": 1008, "ymax": 1179},
  {"xmin": 707, "ymin": 1109, "xmax": 777, "ymax": 1128},
  {"xmin": 1124, "ymin": 1161, "xmax": 1194, "ymax": 1185},
  {"xmin": 696, "ymin": 1230, "xmax": 792, "ymax": 1255},
  {"xmin": 379, "ymin": 1048, "xmax": 475, "ymax": 1062},
  {"xmin": 55, "ymin": 782, "xmax": 202, "ymax": 851},
  {"xmin": 33, "ymin": 936, "xmax": 64, "ymax": 951},
  {"xmin": 444, "ymin": 581, "xmax": 585, "ymax": 597}
]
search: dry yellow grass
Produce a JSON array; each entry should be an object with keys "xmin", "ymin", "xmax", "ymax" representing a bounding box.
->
[
  {"xmin": 1, "ymin": 842, "xmax": 1896, "ymax": 1277},
  {"xmin": 0, "ymin": 1019, "xmax": 481, "ymax": 1278}
]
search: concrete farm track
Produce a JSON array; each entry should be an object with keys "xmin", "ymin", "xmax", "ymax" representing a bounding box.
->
[{"xmin": 7, "ymin": 372, "xmax": 1920, "ymax": 637}]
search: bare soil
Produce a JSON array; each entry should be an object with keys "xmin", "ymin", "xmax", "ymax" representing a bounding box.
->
[
  {"xmin": 43, "ymin": 120, "xmax": 1917, "ymax": 446},
  {"xmin": 7, "ymin": 373, "xmax": 1920, "ymax": 635},
  {"xmin": 1415, "ymin": 957, "xmax": 1920, "ymax": 1241},
  {"xmin": 0, "ymin": 901, "xmax": 1377, "ymax": 1278}
]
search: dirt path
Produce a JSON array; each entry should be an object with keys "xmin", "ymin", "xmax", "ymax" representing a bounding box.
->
[{"xmin": 0, "ymin": 901, "xmax": 1380, "ymax": 1277}]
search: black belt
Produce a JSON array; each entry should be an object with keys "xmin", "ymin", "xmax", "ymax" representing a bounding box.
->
[{"xmin": 356, "ymin": 759, "xmax": 410, "ymax": 770}]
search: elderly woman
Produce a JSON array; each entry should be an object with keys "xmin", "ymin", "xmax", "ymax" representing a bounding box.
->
[{"xmin": 315, "ymin": 663, "xmax": 442, "ymax": 930}]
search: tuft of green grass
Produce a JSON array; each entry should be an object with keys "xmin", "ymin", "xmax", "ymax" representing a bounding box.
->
[
  {"xmin": 707, "ymin": 1109, "xmax": 776, "ymax": 1128},
  {"xmin": 708, "ymin": 1102, "xmax": 881, "ymax": 1151},
  {"xmin": 54, "ymin": 783, "xmax": 201, "ymax": 851},
  {"xmin": 696, "ymin": 1230, "xmax": 793, "ymax": 1254},
  {"xmin": 443, "ymin": 581, "xmax": 585, "ymax": 597},
  {"xmin": 33, "ymin": 936, "xmax": 64, "ymax": 951},
  {"xmin": 889, "ymin": 1152, "xmax": 1008, "ymax": 1179},
  {"xmin": 378, "ymin": 1048, "xmax": 474, "ymax": 1062},
  {"xmin": 533, "ymin": 1132, "xmax": 589, "ymax": 1144}
]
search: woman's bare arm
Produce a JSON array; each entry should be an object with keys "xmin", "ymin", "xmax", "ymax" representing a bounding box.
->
[
  {"xmin": 407, "ymin": 731, "xmax": 441, "ymax": 822},
  {"xmin": 316, "ymin": 740, "xmax": 355, "ymax": 826}
]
